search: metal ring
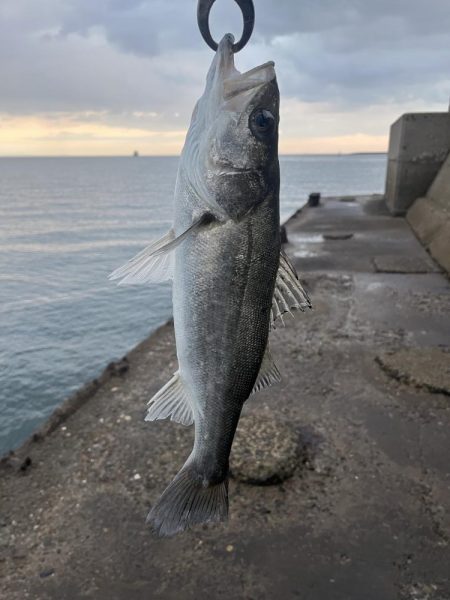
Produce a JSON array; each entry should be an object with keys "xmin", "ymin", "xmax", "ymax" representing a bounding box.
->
[{"xmin": 197, "ymin": 0, "xmax": 255, "ymax": 53}]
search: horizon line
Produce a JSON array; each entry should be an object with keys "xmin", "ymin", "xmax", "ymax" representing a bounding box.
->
[{"xmin": 0, "ymin": 151, "xmax": 388, "ymax": 159}]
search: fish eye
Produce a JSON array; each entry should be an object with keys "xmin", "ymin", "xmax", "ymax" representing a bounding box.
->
[{"xmin": 249, "ymin": 109, "xmax": 275, "ymax": 139}]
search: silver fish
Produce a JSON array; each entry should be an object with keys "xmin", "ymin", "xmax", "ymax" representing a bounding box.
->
[{"xmin": 110, "ymin": 34, "xmax": 310, "ymax": 536}]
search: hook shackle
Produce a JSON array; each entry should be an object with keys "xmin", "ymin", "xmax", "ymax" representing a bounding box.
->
[{"xmin": 197, "ymin": 0, "xmax": 255, "ymax": 53}]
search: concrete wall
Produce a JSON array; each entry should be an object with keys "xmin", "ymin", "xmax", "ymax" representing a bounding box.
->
[
  {"xmin": 407, "ymin": 153, "xmax": 450, "ymax": 274},
  {"xmin": 385, "ymin": 113, "xmax": 450, "ymax": 216}
]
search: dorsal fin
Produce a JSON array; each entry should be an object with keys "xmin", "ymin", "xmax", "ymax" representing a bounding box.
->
[{"xmin": 271, "ymin": 250, "xmax": 312, "ymax": 328}]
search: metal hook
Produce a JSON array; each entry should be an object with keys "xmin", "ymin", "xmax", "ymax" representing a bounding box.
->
[{"xmin": 197, "ymin": 0, "xmax": 255, "ymax": 53}]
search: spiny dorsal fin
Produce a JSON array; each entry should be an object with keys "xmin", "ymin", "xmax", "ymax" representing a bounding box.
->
[
  {"xmin": 251, "ymin": 345, "xmax": 281, "ymax": 395},
  {"xmin": 271, "ymin": 250, "xmax": 312, "ymax": 328},
  {"xmin": 145, "ymin": 372, "xmax": 193, "ymax": 426}
]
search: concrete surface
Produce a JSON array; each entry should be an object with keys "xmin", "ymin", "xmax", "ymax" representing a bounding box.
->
[
  {"xmin": 372, "ymin": 254, "xmax": 439, "ymax": 274},
  {"xmin": 1, "ymin": 195, "xmax": 450, "ymax": 600},
  {"xmin": 408, "ymin": 153, "xmax": 450, "ymax": 274},
  {"xmin": 376, "ymin": 348, "xmax": 450, "ymax": 395},
  {"xmin": 385, "ymin": 113, "xmax": 450, "ymax": 215}
]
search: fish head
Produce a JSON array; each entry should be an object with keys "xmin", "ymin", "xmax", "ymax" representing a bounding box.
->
[{"xmin": 183, "ymin": 34, "xmax": 279, "ymax": 220}]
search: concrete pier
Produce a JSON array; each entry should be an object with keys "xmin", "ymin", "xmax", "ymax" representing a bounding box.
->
[{"xmin": 1, "ymin": 196, "xmax": 449, "ymax": 600}]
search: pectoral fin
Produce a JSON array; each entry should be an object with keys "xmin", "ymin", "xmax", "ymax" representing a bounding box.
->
[
  {"xmin": 109, "ymin": 229, "xmax": 176, "ymax": 284},
  {"xmin": 109, "ymin": 213, "xmax": 214, "ymax": 285},
  {"xmin": 271, "ymin": 250, "xmax": 312, "ymax": 328},
  {"xmin": 145, "ymin": 372, "xmax": 193, "ymax": 426}
]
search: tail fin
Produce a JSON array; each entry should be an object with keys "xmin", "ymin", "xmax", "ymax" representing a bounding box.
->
[{"xmin": 147, "ymin": 463, "xmax": 228, "ymax": 537}]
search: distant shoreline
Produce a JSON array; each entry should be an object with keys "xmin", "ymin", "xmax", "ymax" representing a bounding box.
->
[{"xmin": 0, "ymin": 152, "xmax": 388, "ymax": 159}]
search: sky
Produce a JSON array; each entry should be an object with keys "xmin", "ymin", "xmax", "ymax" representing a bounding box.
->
[{"xmin": 1, "ymin": 0, "xmax": 449, "ymax": 156}]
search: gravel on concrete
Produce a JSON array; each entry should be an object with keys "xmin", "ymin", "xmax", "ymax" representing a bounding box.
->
[
  {"xmin": 1, "ymin": 194, "xmax": 449, "ymax": 600},
  {"xmin": 230, "ymin": 413, "xmax": 301, "ymax": 485}
]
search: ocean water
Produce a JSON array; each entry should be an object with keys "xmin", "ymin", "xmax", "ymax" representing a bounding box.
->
[{"xmin": 0, "ymin": 154, "xmax": 386, "ymax": 454}]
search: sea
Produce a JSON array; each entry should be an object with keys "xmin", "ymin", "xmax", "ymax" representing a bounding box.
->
[{"xmin": 0, "ymin": 154, "xmax": 386, "ymax": 455}]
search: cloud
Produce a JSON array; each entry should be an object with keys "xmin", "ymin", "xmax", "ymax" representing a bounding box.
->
[{"xmin": 0, "ymin": 0, "xmax": 449, "ymax": 154}]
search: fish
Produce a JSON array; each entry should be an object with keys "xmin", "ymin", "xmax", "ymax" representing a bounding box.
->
[{"xmin": 110, "ymin": 33, "xmax": 311, "ymax": 537}]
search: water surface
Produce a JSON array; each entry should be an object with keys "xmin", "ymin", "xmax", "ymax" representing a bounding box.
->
[{"xmin": 0, "ymin": 154, "xmax": 386, "ymax": 453}]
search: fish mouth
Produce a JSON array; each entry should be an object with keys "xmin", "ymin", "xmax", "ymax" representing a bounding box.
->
[
  {"xmin": 223, "ymin": 61, "xmax": 276, "ymax": 100},
  {"xmin": 215, "ymin": 163, "xmax": 260, "ymax": 177},
  {"xmin": 220, "ymin": 168, "xmax": 254, "ymax": 175},
  {"xmin": 211, "ymin": 155, "xmax": 257, "ymax": 175}
]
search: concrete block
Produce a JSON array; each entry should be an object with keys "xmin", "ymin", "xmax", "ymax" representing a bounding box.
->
[
  {"xmin": 407, "ymin": 150, "xmax": 450, "ymax": 274},
  {"xmin": 427, "ymin": 153, "xmax": 450, "ymax": 210},
  {"xmin": 407, "ymin": 196, "xmax": 446, "ymax": 246},
  {"xmin": 385, "ymin": 113, "xmax": 450, "ymax": 215},
  {"xmin": 429, "ymin": 221, "xmax": 450, "ymax": 273}
]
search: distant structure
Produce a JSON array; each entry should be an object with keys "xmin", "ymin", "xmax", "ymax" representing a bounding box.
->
[{"xmin": 133, "ymin": 150, "xmax": 140, "ymax": 157}]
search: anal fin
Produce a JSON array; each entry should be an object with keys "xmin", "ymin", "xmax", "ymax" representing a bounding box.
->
[
  {"xmin": 145, "ymin": 372, "xmax": 193, "ymax": 426},
  {"xmin": 251, "ymin": 345, "xmax": 281, "ymax": 395}
]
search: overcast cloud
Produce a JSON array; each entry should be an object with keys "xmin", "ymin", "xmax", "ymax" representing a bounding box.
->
[{"xmin": 1, "ymin": 0, "xmax": 449, "ymax": 154}]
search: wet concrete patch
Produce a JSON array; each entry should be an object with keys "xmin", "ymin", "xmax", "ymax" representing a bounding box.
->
[
  {"xmin": 373, "ymin": 255, "xmax": 440, "ymax": 273},
  {"xmin": 288, "ymin": 233, "xmax": 325, "ymax": 259},
  {"xmin": 350, "ymin": 273, "xmax": 450, "ymax": 347},
  {"xmin": 363, "ymin": 196, "xmax": 391, "ymax": 215},
  {"xmin": 376, "ymin": 348, "xmax": 450, "ymax": 395}
]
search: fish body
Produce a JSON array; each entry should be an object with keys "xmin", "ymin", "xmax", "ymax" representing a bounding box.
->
[
  {"xmin": 173, "ymin": 169, "xmax": 279, "ymax": 475},
  {"xmin": 110, "ymin": 34, "xmax": 310, "ymax": 536}
]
